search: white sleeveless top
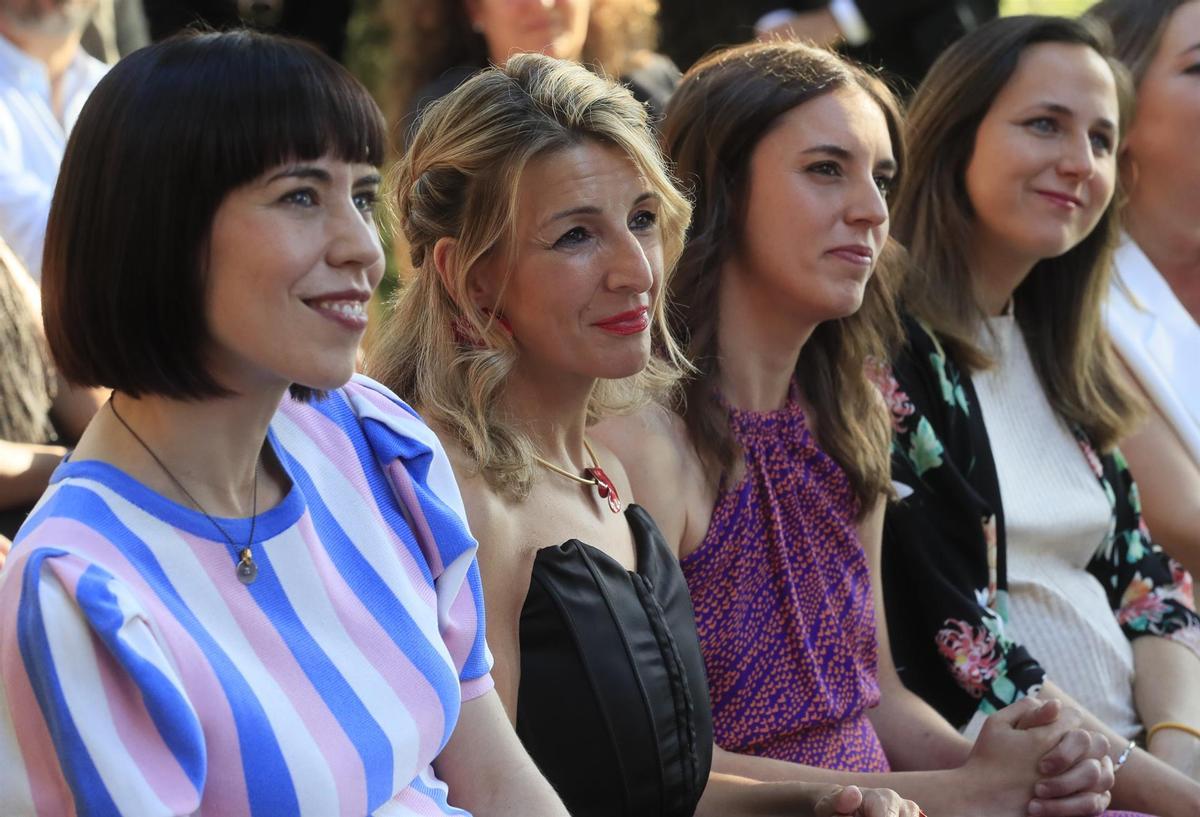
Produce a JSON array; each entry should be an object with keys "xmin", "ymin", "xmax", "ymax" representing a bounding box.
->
[{"xmin": 973, "ymin": 314, "xmax": 1141, "ymax": 740}]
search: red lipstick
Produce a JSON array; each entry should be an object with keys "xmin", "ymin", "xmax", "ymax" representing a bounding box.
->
[{"xmin": 593, "ymin": 307, "xmax": 650, "ymax": 336}]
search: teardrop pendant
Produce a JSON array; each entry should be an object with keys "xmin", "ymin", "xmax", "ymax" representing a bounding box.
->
[{"xmin": 237, "ymin": 548, "xmax": 258, "ymax": 585}]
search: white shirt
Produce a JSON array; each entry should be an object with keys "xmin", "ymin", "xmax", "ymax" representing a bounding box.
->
[
  {"xmin": 1105, "ymin": 237, "xmax": 1200, "ymax": 471},
  {"xmin": 974, "ymin": 314, "xmax": 1141, "ymax": 740},
  {"xmin": 0, "ymin": 34, "xmax": 106, "ymax": 280}
]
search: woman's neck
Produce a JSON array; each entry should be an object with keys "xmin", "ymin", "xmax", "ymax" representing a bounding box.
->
[
  {"xmin": 1126, "ymin": 208, "xmax": 1200, "ymax": 323},
  {"xmin": 78, "ymin": 387, "xmax": 288, "ymax": 516},
  {"xmin": 500, "ymin": 365, "xmax": 594, "ymax": 472},
  {"xmin": 714, "ymin": 260, "xmax": 813, "ymax": 412},
  {"xmin": 967, "ymin": 234, "xmax": 1037, "ymax": 317}
]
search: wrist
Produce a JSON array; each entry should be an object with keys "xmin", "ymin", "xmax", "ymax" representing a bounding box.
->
[{"xmin": 1147, "ymin": 728, "xmax": 1200, "ymax": 779}]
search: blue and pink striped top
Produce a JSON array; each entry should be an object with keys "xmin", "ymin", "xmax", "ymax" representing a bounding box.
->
[{"xmin": 0, "ymin": 375, "xmax": 494, "ymax": 817}]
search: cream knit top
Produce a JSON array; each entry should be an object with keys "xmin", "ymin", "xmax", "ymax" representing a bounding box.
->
[{"xmin": 973, "ymin": 313, "xmax": 1141, "ymax": 740}]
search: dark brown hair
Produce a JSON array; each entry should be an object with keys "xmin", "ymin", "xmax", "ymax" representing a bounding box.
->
[
  {"xmin": 43, "ymin": 29, "xmax": 387, "ymax": 401},
  {"xmin": 663, "ymin": 41, "xmax": 906, "ymax": 512},
  {"xmin": 1087, "ymin": 0, "xmax": 1194, "ymax": 86},
  {"xmin": 893, "ymin": 15, "xmax": 1139, "ymax": 452}
]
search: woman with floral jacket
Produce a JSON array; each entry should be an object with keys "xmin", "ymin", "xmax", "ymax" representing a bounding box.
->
[{"xmin": 880, "ymin": 14, "xmax": 1200, "ymax": 817}]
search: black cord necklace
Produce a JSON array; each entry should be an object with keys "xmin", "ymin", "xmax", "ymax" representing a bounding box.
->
[{"xmin": 109, "ymin": 397, "xmax": 260, "ymax": 584}]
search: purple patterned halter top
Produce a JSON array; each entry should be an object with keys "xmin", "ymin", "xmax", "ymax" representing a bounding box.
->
[{"xmin": 680, "ymin": 390, "xmax": 889, "ymax": 772}]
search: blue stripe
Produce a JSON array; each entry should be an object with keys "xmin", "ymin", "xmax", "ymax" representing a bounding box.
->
[
  {"xmin": 75, "ymin": 565, "xmax": 206, "ymax": 793},
  {"xmin": 17, "ymin": 548, "xmax": 122, "ymax": 817},
  {"xmin": 242, "ymin": 541, "xmax": 394, "ymax": 810},
  {"xmin": 35, "ymin": 486, "xmax": 301, "ymax": 817},
  {"xmin": 408, "ymin": 774, "xmax": 470, "ymax": 816},
  {"xmin": 309, "ymin": 392, "xmax": 435, "ymax": 586},
  {"xmin": 461, "ymin": 562, "xmax": 490, "ymax": 681},
  {"xmin": 278, "ymin": 452, "xmax": 462, "ymax": 746}
]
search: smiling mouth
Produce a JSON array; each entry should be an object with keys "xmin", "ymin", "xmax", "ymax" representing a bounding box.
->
[
  {"xmin": 305, "ymin": 298, "xmax": 369, "ymax": 330},
  {"xmin": 593, "ymin": 307, "xmax": 650, "ymax": 336}
]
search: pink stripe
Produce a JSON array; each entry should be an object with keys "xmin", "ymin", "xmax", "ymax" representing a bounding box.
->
[
  {"xmin": 277, "ymin": 401, "xmax": 437, "ymax": 611},
  {"xmin": 20, "ymin": 517, "xmax": 252, "ymax": 814},
  {"xmin": 385, "ymin": 461, "xmax": 445, "ymax": 577},
  {"xmin": 295, "ymin": 513, "xmax": 447, "ymax": 766},
  {"xmin": 442, "ymin": 574, "xmax": 482, "ymax": 677},
  {"xmin": 0, "ymin": 548, "xmax": 77, "ymax": 817},
  {"xmin": 387, "ymin": 778, "xmax": 450, "ymax": 817},
  {"xmin": 182, "ymin": 526, "xmax": 366, "ymax": 817},
  {"xmin": 47, "ymin": 555, "xmax": 201, "ymax": 814}
]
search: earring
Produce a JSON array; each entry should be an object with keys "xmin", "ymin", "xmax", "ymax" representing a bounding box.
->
[
  {"xmin": 451, "ymin": 308, "xmax": 512, "ymax": 348},
  {"xmin": 482, "ymin": 307, "xmax": 513, "ymax": 336}
]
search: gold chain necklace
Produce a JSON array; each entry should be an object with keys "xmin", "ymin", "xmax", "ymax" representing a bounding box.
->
[
  {"xmin": 109, "ymin": 398, "xmax": 261, "ymax": 584},
  {"xmin": 532, "ymin": 439, "xmax": 623, "ymax": 514}
]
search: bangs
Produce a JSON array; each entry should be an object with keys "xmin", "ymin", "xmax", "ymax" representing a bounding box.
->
[{"xmin": 154, "ymin": 30, "xmax": 388, "ymax": 189}]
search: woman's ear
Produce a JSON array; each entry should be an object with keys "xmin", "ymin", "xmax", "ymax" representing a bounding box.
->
[
  {"xmin": 434, "ymin": 236, "xmax": 499, "ymax": 312},
  {"xmin": 1118, "ymin": 144, "xmax": 1140, "ymax": 196},
  {"xmin": 432, "ymin": 236, "xmax": 460, "ymax": 298}
]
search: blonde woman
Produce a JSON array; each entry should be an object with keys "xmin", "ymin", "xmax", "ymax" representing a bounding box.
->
[{"xmin": 369, "ymin": 52, "xmax": 920, "ymax": 817}]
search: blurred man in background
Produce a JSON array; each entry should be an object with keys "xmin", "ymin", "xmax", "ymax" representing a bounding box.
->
[{"xmin": 0, "ymin": 0, "xmax": 104, "ymax": 280}]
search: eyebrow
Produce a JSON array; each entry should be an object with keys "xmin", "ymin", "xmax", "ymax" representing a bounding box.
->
[
  {"xmin": 542, "ymin": 191, "xmax": 659, "ymax": 226},
  {"xmin": 1029, "ymin": 102, "xmax": 1116, "ymax": 131},
  {"xmin": 801, "ymin": 144, "xmax": 898, "ymax": 173},
  {"xmin": 265, "ymin": 167, "xmax": 381, "ymax": 188},
  {"xmin": 267, "ymin": 165, "xmax": 331, "ymax": 184}
]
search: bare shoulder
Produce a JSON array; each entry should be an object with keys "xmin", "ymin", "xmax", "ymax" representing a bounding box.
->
[
  {"xmin": 594, "ymin": 404, "xmax": 712, "ymax": 556},
  {"xmin": 593, "ymin": 403, "xmax": 697, "ymax": 479}
]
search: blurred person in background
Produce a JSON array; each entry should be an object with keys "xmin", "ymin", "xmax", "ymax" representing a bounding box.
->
[
  {"xmin": 0, "ymin": 0, "xmax": 104, "ymax": 280},
  {"xmin": 80, "ymin": 0, "xmax": 148, "ymax": 62},
  {"xmin": 144, "ymin": 0, "xmax": 354, "ymax": 61},
  {"xmin": 1086, "ymin": 0, "xmax": 1200, "ymax": 603},
  {"xmin": 0, "ymin": 236, "xmax": 101, "ymax": 554},
  {"xmin": 391, "ymin": 0, "xmax": 678, "ymax": 137},
  {"xmin": 656, "ymin": 0, "xmax": 998, "ymax": 92}
]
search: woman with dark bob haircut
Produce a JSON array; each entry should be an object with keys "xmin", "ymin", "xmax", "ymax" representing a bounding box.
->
[
  {"xmin": 0, "ymin": 30, "xmax": 569, "ymax": 817},
  {"xmin": 882, "ymin": 14, "xmax": 1200, "ymax": 815}
]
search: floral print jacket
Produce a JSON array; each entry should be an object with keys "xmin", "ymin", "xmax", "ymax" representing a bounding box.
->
[{"xmin": 879, "ymin": 316, "xmax": 1200, "ymax": 729}]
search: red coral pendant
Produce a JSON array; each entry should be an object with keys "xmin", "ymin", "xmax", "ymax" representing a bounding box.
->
[{"xmin": 586, "ymin": 466, "xmax": 623, "ymax": 514}]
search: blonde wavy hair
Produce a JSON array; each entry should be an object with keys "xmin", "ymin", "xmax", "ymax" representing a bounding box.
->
[
  {"xmin": 366, "ymin": 53, "xmax": 692, "ymax": 498},
  {"xmin": 387, "ymin": 0, "xmax": 660, "ymax": 125}
]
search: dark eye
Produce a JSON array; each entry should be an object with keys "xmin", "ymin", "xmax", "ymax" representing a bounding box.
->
[
  {"xmin": 554, "ymin": 226, "xmax": 590, "ymax": 248},
  {"xmin": 630, "ymin": 209, "xmax": 658, "ymax": 231},
  {"xmin": 1184, "ymin": 63, "xmax": 1200, "ymax": 75},
  {"xmin": 281, "ymin": 188, "xmax": 317, "ymax": 207},
  {"xmin": 353, "ymin": 190, "xmax": 379, "ymax": 213},
  {"xmin": 1089, "ymin": 132, "xmax": 1114, "ymax": 154},
  {"xmin": 1025, "ymin": 117, "xmax": 1058, "ymax": 135},
  {"xmin": 874, "ymin": 175, "xmax": 894, "ymax": 196},
  {"xmin": 807, "ymin": 161, "xmax": 843, "ymax": 177}
]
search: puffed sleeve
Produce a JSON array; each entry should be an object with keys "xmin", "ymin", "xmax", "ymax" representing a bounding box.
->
[
  {"xmin": 0, "ymin": 548, "xmax": 205, "ymax": 816},
  {"xmin": 881, "ymin": 319, "xmax": 1045, "ymax": 730},
  {"xmin": 342, "ymin": 375, "xmax": 495, "ymax": 700},
  {"xmin": 1076, "ymin": 438, "xmax": 1200, "ymax": 658}
]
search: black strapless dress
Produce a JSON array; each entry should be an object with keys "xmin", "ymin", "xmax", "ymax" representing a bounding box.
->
[{"xmin": 516, "ymin": 505, "xmax": 713, "ymax": 817}]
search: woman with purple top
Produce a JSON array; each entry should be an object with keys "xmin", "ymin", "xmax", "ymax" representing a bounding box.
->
[{"xmin": 598, "ymin": 39, "xmax": 1121, "ymax": 816}]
